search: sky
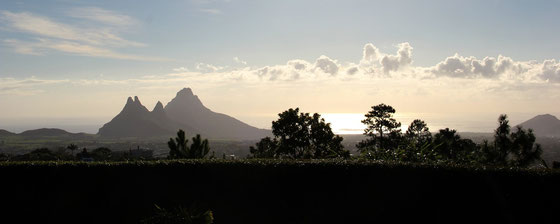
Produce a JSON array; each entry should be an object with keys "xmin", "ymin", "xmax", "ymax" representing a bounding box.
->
[{"xmin": 1, "ymin": 0, "xmax": 560, "ymax": 134}]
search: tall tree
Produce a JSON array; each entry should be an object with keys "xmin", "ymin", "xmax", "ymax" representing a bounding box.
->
[{"xmin": 357, "ymin": 104, "xmax": 402, "ymax": 153}]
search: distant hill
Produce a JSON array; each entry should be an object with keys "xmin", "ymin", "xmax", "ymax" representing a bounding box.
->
[
  {"xmin": 0, "ymin": 129, "xmax": 16, "ymax": 136},
  {"xmin": 98, "ymin": 88, "xmax": 271, "ymax": 140},
  {"xmin": 517, "ymin": 114, "xmax": 560, "ymax": 138},
  {"xmin": 20, "ymin": 128, "xmax": 73, "ymax": 137}
]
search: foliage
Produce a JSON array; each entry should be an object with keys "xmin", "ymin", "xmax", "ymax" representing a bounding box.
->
[
  {"xmin": 480, "ymin": 114, "xmax": 543, "ymax": 167},
  {"xmin": 67, "ymin": 144, "xmax": 78, "ymax": 156},
  {"xmin": 91, "ymin": 147, "xmax": 112, "ymax": 161},
  {"xmin": 141, "ymin": 204, "xmax": 213, "ymax": 224},
  {"xmin": 250, "ymin": 108, "xmax": 349, "ymax": 159},
  {"xmin": 357, "ymin": 104, "xmax": 403, "ymax": 153},
  {"xmin": 168, "ymin": 130, "xmax": 210, "ymax": 159},
  {"xmin": 355, "ymin": 106, "xmax": 544, "ymax": 168}
]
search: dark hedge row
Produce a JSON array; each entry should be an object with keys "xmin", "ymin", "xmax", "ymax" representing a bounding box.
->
[{"xmin": 0, "ymin": 159, "xmax": 559, "ymax": 223}]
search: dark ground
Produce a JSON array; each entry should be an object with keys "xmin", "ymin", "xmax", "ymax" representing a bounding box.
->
[{"xmin": 0, "ymin": 161, "xmax": 558, "ymax": 224}]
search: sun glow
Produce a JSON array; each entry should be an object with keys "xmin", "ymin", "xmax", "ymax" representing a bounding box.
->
[{"xmin": 321, "ymin": 113, "xmax": 427, "ymax": 135}]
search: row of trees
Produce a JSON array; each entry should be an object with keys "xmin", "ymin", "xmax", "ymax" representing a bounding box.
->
[
  {"xmin": 246, "ymin": 104, "xmax": 543, "ymax": 167},
  {"xmin": 355, "ymin": 104, "xmax": 543, "ymax": 167}
]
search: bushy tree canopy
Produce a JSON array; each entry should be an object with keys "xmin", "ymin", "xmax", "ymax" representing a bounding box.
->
[{"xmin": 250, "ymin": 108, "xmax": 349, "ymax": 159}]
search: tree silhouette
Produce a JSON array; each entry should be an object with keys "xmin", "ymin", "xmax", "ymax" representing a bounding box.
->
[
  {"xmin": 67, "ymin": 144, "xmax": 78, "ymax": 157},
  {"xmin": 405, "ymin": 119, "xmax": 432, "ymax": 146},
  {"xmin": 481, "ymin": 114, "xmax": 543, "ymax": 167},
  {"xmin": 357, "ymin": 104, "xmax": 402, "ymax": 153},
  {"xmin": 250, "ymin": 108, "xmax": 349, "ymax": 159},
  {"xmin": 189, "ymin": 134, "xmax": 210, "ymax": 159},
  {"xmin": 168, "ymin": 130, "xmax": 210, "ymax": 159}
]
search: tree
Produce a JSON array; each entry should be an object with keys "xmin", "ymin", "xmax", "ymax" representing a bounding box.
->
[
  {"xmin": 189, "ymin": 134, "xmax": 210, "ymax": 159},
  {"xmin": 357, "ymin": 104, "xmax": 402, "ymax": 153},
  {"xmin": 168, "ymin": 130, "xmax": 211, "ymax": 159},
  {"xmin": 67, "ymin": 144, "xmax": 78, "ymax": 157},
  {"xmin": 91, "ymin": 147, "xmax": 112, "ymax": 161},
  {"xmin": 481, "ymin": 114, "xmax": 543, "ymax": 167},
  {"xmin": 432, "ymin": 128, "xmax": 478, "ymax": 163},
  {"xmin": 250, "ymin": 108, "xmax": 349, "ymax": 159},
  {"xmin": 249, "ymin": 137, "xmax": 278, "ymax": 158},
  {"xmin": 405, "ymin": 119, "xmax": 432, "ymax": 146}
]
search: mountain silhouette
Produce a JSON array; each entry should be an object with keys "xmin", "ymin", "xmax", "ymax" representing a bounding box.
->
[
  {"xmin": 98, "ymin": 96, "xmax": 180, "ymax": 138},
  {"xmin": 517, "ymin": 114, "xmax": 560, "ymax": 138},
  {"xmin": 98, "ymin": 88, "xmax": 270, "ymax": 139}
]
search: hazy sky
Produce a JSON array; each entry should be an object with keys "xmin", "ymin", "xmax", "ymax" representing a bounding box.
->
[{"xmin": 1, "ymin": 0, "xmax": 559, "ymax": 133}]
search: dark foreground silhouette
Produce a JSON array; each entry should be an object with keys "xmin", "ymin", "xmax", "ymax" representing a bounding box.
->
[{"xmin": 0, "ymin": 160, "xmax": 558, "ymax": 224}]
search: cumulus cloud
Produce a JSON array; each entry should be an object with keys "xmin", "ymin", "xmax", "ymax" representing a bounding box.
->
[
  {"xmin": 540, "ymin": 59, "xmax": 560, "ymax": 82},
  {"xmin": 380, "ymin": 42, "xmax": 413, "ymax": 74},
  {"xmin": 314, "ymin": 55, "xmax": 339, "ymax": 75},
  {"xmin": 428, "ymin": 54, "xmax": 530, "ymax": 79}
]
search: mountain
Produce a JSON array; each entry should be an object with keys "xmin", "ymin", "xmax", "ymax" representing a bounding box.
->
[
  {"xmin": 164, "ymin": 88, "xmax": 270, "ymax": 139},
  {"xmin": 98, "ymin": 96, "xmax": 180, "ymax": 138},
  {"xmin": 517, "ymin": 114, "xmax": 560, "ymax": 138},
  {"xmin": 98, "ymin": 88, "xmax": 270, "ymax": 140}
]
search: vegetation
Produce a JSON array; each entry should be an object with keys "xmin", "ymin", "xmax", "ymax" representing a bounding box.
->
[
  {"xmin": 168, "ymin": 130, "xmax": 210, "ymax": 159},
  {"xmin": 356, "ymin": 104, "xmax": 544, "ymax": 167},
  {"xmin": 250, "ymin": 108, "xmax": 349, "ymax": 159},
  {"xmin": 141, "ymin": 205, "xmax": 213, "ymax": 224}
]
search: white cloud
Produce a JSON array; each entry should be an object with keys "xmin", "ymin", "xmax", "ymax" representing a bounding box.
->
[
  {"xmin": 0, "ymin": 77, "xmax": 69, "ymax": 95},
  {"xmin": 199, "ymin": 8, "xmax": 222, "ymax": 14},
  {"xmin": 314, "ymin": 55, "xmax": 339, "ymax": 75},
  {"xmin": 66, "ymin": 7, "xmax": 137, "ymax": 26},
  {"xmin": 196, "ymin": 63, "xmax": 224, "ymax": 72},
  {"xmin": 380, "ymin": 42, "xmax": 413, "ymax": 74},
  {"xmin": 0, "ymin": 10, "xmax": 164, "ymax": 61},
  {"xmin": 233, "ymin": 57, "xmax": 247, "ymax": 65},
  {"xmin": 4, "ymin": 39, "xmax": 168, "ymax": 61},
  {"xmin": 173, "ymin": 67, "xmax": 189, "ymax": 72}
]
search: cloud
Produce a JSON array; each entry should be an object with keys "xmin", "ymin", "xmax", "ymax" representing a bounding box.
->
[
  {"xmin": 199, "ymin": 8, "xmax": 222, "ymax": 14},
  {"xmin": 4, "ymin": 39, "xmax": 168, "ymax": 61},
  {"xmin": 66, "ymin": 7, "xmax": 137, "ymax": 26},
  {"xmin": 0, "ymin": 77, "xmax": 69, "ymax": 95},
  {"xmin": 428, "ymin": 54, "xmax": 530, "ymax": 79},
  {"xmin": 540, "ymin": 59, "xmax": 560, "ymax": 82},
  {"xmin": 314, "ymin": 55, "xmax": 339, "ymax": 75},
  {"xmin": 196, "ymin": 63, "xmax": 225, "ymax": 72},
  {"xmin": 0, "ymin": 10, "xmax": 165, "ymax": 61},
  {"xmin": 380, "ymin": 42, "xmax": 413, "ymax": 74},
  {"xmin": 173, "ymin": 67, "xmax": 189, "ymax": 72},
  {"xmin": 233, "ymin": 57, "xmax": 247, "ymax": 65},
  {"xmin": 361, "ymin": 43, "xmax": 380, "ymax": 64}
]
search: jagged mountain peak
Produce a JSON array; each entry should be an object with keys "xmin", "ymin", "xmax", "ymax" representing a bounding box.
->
[
  {"xmin": 127, "ymin": 96, "xmax": 134, "ymax": 104},
  {"xmin": 99, "ymin": 87, "xmax": 270, "ymax": 139},
  {"xmin": 152, "ymin": 101, "xmax": 165, "ymax": 112},
  {"xmin": 177, "ymin": 88, "xmax": 194, "ymax": 97}
]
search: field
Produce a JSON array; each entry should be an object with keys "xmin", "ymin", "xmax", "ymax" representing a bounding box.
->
[{"xmin": 0, "ymin": 160, "xmax": 559, "ymax": 223}]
